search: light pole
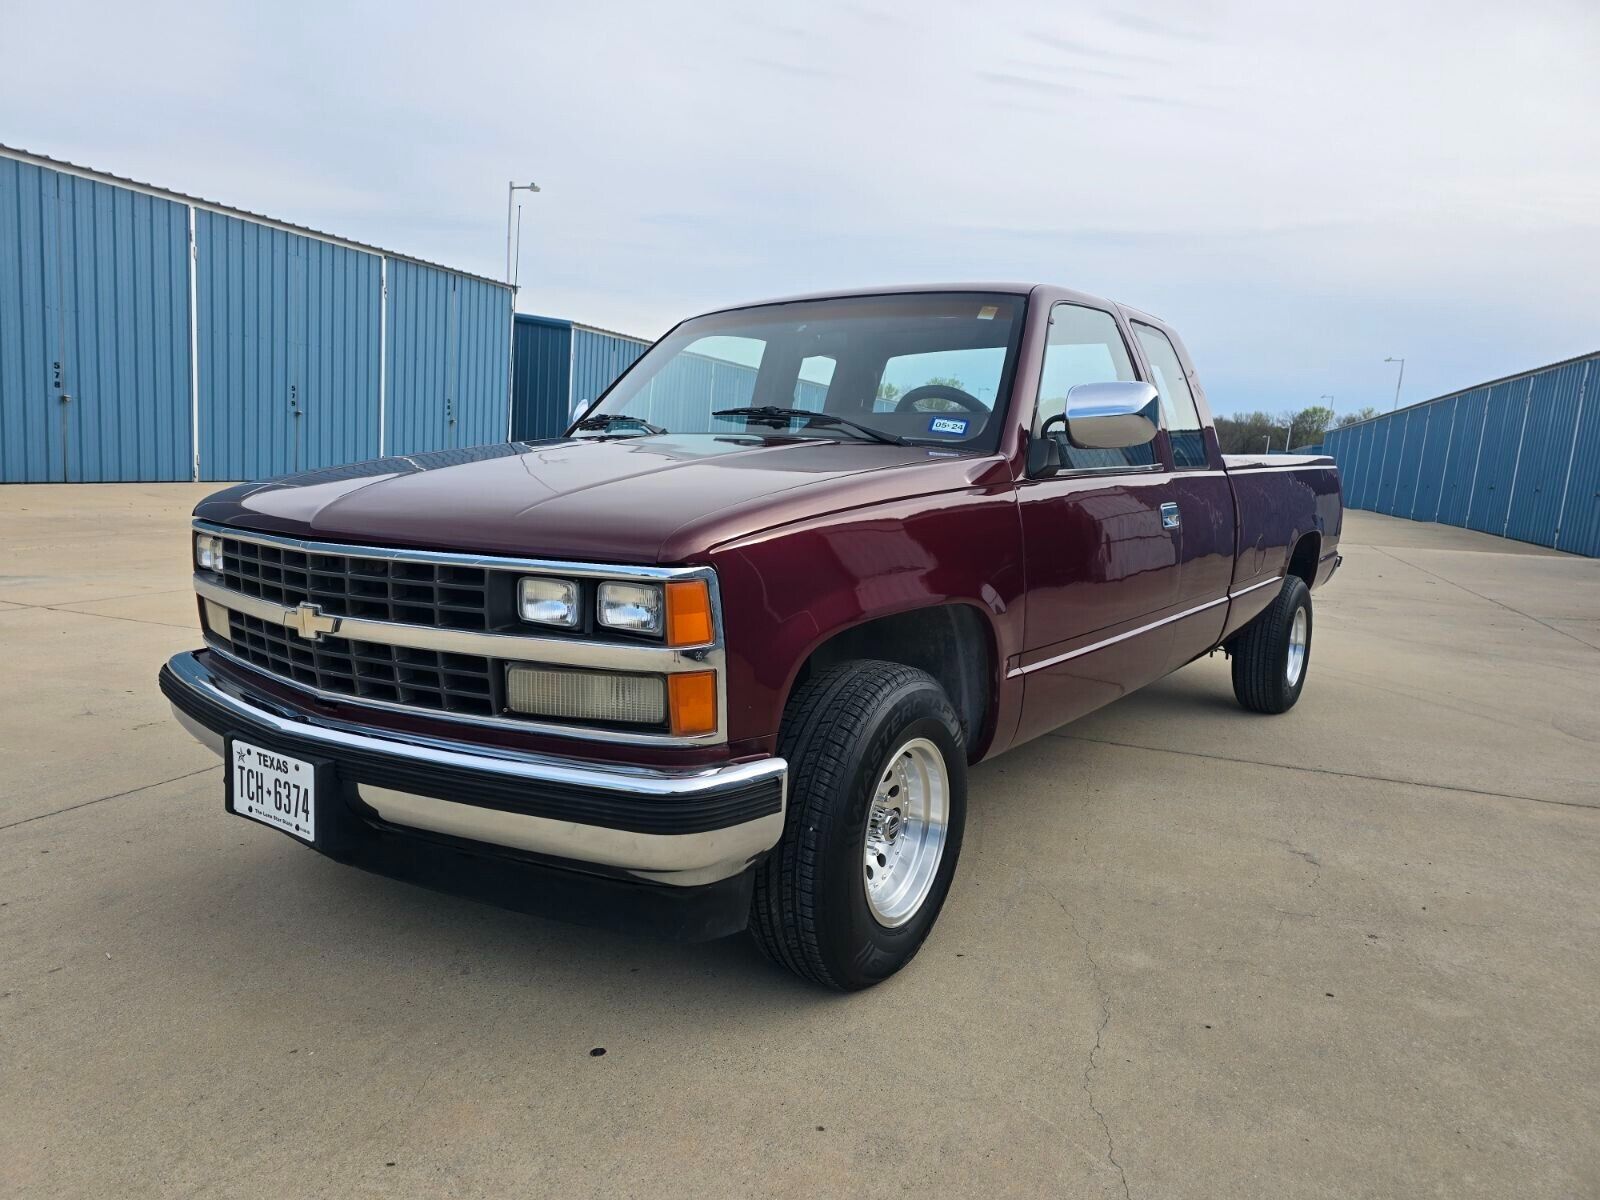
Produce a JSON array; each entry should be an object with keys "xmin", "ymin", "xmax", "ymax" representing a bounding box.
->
[
  {"xmin": 505, "ymin": 180, "xmax": 541, "ymax": 285},
  {"xmin": 1384, "ymin": 357, "xmax": 1405, "ymax": 411}
]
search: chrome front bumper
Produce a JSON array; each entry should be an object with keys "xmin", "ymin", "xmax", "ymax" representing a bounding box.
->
[{"xmin": 160, "ymin": 651, "xmax": 786, "ymax": 887}]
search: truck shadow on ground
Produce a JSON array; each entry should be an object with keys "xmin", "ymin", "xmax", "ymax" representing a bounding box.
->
[
  {"xmin": 140, "ymin": 831, "xmax": 838, "ymax": 1017},
  {"xmin": 94, "ymin": 660, "xmax": 1255, "ymax": 1037}
]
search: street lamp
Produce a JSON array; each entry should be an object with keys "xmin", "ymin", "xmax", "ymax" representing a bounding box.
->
[
  {"xmin": 1384, "ymin": 357, "xmax": 1405, "ymax": 410},
  {"xmin": 506, "ymin": 180, "xmax": 541, "ymax": 285}
]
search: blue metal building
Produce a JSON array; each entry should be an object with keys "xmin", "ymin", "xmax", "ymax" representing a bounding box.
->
[
  {"xmin": 1321, "ymin": 351, "xmax": 1599, "ymax": 557},
  {"xmin": 1, "ymin": 145, "xmax": 512, "ymax": 483},
  {"xmin": 509, "ymin": 317, "xmax": 652, "ymax": 440}
]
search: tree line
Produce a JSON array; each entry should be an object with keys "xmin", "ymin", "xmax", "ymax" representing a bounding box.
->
[{"xmin": 1212, "ymin": 405, "xmax": 1381, "ymax": 454}]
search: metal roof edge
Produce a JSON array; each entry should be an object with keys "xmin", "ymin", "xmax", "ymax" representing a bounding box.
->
[
  {"xmin": 570, "ymin": 321, "xmax": 652, "ymax": 344},
  {"xmin": 0, "ymin": 142, "xmax": 511, "ymax": 291},
  {"xmin": 1331, "ymin": 349, "xmax": 1600, "ymax": 433}
]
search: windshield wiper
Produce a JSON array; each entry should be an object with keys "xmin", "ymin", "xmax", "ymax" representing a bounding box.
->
[
  {"xmin": 572, "ymin": 413, "xmax": 668, "ymax": 437},
  {"xmin": 711, "ymin": 406, "xmax": 909, "ymax": 446}
]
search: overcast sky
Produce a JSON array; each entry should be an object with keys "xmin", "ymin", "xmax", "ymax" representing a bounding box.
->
[{"xmin": 6, "ymin": 0, "xmax": 1597, "ymax": 417}]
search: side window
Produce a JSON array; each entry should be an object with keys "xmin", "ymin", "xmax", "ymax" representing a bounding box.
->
[
  {"xmin": 1037, "ymin": 304, "xmax": 1155, "ymax": 470},
  {"xmin": 1133, "ymin": 323, "xmax": 1207, "ymax": 469}
]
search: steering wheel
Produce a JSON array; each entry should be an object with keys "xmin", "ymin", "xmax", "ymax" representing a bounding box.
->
[{"xmin": 893, "ymin": 384, "xmax": 987, "ymax": 414}]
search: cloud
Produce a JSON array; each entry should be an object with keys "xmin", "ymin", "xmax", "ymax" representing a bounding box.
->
[{"xmin": 1, "ymin": 0, "xmax": 1596, "ymax": 415}]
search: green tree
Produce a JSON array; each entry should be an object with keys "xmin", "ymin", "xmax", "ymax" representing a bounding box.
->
[
  {"xmin": 1213, "ymin": 405, "xmax": 1336, "ymax": 454},
  {"xmin": 1337, "ymin": 406, "xmax": 1381, "ymax": 427},
  {"xmin": 1288, "ymin": 405, "xmax": 1336, "ymax": 449}
]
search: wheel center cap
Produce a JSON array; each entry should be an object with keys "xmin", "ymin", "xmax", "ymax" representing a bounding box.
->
[{"xmin": 882, "ymin": 809, "xmax": 903, "ymax": 842}]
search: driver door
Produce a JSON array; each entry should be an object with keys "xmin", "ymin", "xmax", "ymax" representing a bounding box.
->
[{"xmin": 1013, "ymin": 302, "xmax": 1185, "ymax": 745}]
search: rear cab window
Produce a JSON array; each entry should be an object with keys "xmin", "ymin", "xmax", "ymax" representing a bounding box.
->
[{"xmin": 1132, "ymin": 323, "xmax": 1208, "ymax": 469}]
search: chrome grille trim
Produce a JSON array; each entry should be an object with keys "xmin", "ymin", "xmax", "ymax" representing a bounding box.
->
[{"xmin": 193, "ymin": 520, "xmax": 727, "ymax": 745}]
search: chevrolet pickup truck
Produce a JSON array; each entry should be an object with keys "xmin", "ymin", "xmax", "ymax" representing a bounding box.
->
[{"xmin": 160, "ymin": 284, "xmax": 1341, "ymax": 990}]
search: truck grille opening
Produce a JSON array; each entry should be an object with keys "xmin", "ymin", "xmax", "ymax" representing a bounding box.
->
[
  {"xmin": 225, "ymin": 612, "xmax": 498, "ymax": 716},
  {"xmin": 218, "ymin": 536, "xmax": 498, "ymax": 632}
]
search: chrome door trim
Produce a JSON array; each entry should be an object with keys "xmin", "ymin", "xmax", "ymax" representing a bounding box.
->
[
  {"xmin": 1228, "ymin": 575, "xmax": 1283, "ymax": 599},
  {"xmin": 1012, "ymin": 595, "xmax": 1227, "ymax": 677},
  {"xmin": 1010, "ymin": 575, "xmax": 1285, "ymax": 679}
]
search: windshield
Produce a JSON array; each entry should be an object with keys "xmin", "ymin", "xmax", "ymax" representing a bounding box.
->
[{"xmin": 575, "ymin": 292, "xmax": 1026, "ymax": 450}]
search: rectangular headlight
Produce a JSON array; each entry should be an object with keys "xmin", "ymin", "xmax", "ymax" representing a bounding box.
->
[
  {"xmin": 194, "ymin": 533, "xmax": 223, "ymax": 572},
  {"xmin": 597, "ymin": 581, "xmax": 663, "ymax": 635},
  {"xmin": 505, "ymin": 664, "xmax": 666, "ymax": 726},
  {"xmin": 518, "ymin": 577, "xmax": 580, "ymax": 627}
]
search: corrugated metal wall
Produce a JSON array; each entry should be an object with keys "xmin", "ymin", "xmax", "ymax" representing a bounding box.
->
[
  {"xmin": 570, "ymin": 325, "xmax": 649, "ymax": 414},
  {"xmin": 1, "ymin": 157, "xmax": 191, "ymax": 481},
  {"xmin": 385, "ymin": 261, "xmax": 512, "ymax": 456},
  {"xmin": 1, "ymin": 148, "xmax": 513, "ymax": 483},
  {"xmin": 1322, "ymin": 352, "xmax": 1599, "ymax": 556},
  {"xmin": 511, "ymin": 314, "xmax": 572, "ymax": 440},
  {"xmin": 195, "ymin": 211, "xmax": 381, "ymax": 480}
]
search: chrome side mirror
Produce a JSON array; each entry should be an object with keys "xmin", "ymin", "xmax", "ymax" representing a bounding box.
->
[{"xmin": 1064, "ymin": 381, "xmax": 1161, "ymax": 450}]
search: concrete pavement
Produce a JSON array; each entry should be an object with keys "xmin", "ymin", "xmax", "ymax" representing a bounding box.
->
[{"xmin": 2, "ymin": 486, "xmax": 1597, "ymax": 1198}]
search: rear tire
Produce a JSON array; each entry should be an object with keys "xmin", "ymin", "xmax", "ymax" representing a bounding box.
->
[
  {"xmin": 1230, "ymin": 576, "xmax": 1312, "ymax": 714},
  {"xmin": 749, "ymin": 661, "xmax": 967, "ymax": 991}
]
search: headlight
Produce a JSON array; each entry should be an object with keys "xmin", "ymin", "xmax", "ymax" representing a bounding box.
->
[
  {"xmin": 518, "ymin": 577, "xmax": 580, "ymax": 627},
  {"xmin": 194, "ymin": 533, "xmax": 223, "ymax": 572},
  {"xmin": 597, "ymin": 581, "xmax": 663, "ymax": 635}
]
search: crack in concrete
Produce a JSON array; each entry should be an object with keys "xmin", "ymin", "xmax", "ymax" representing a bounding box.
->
[
  {"xmin": 1268, "ymin": 838, "xmax": 1322, "ymax": 868},
  {"xmin": 1368, "ymin": 544, "xmax": 1598, "ymax": 654},
  {"xmin": 0, "ymin": 765, "xmax": 218, "ymax": 832},
  {"xmin": 1024, "ymin": 869, "xmax": 1131, "ymax": 1200}
]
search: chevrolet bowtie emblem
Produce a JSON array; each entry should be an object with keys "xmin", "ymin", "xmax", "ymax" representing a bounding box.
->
[{"xmin": 287, "ymin": 602, "xmax": 340, "ymax": 641}]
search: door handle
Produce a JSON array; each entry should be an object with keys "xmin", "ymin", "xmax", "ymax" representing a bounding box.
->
[{"xmin": 1160, "ymin": 501, "xmax": 1181, "ymax": 530}]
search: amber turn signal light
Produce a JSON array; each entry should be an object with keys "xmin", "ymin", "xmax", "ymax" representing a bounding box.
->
[
  {"xmin": 667, "ymin": 671, "xmax": 717, "ymax": 736},
  {"xmin": 665, "ymin": 579, "xmax": 714, "ymax": 647}
]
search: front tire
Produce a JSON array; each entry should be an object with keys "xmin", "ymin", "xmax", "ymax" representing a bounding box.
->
[
  {"xmin": 750, "ymin": 661, "xmax": 967, "ymax": 991},
  {"xmin": 1230, "ymin": 576, "xmax": 1312, "ymax": 714}
]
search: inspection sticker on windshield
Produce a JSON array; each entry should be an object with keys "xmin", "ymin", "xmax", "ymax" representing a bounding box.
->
[{"xmin": 928, "ymin": 417, "xmax": 969, "ymax": 436}]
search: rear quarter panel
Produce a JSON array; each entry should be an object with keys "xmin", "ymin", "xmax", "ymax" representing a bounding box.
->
[{"xmin": 1220, "ymin": 455, "xmax": 1343, "ymax": 638}]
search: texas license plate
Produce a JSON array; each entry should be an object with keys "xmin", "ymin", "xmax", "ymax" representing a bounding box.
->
[{"xmin": 229, "ymin": 738, "xmax": 316, "ymax": 842}]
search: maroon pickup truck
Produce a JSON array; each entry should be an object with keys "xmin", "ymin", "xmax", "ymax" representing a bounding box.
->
[{"xmin": 160, "ymin": 284, "xmax": 1341, "ymax": 989}]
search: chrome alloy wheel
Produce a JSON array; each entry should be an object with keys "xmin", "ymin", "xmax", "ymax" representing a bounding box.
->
[
  {"xmin": 863, "ymin": 737, "xmax": 949, "ymax": 928},
  {"xmin": 1286, "ymin": 605, "xmax": 1309, "ymax": 687}
]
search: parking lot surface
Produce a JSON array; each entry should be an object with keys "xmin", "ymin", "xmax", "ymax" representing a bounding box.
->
[{"xmin": 3, "ymin": 484, "xmax": 1598, "ymax": 1199}]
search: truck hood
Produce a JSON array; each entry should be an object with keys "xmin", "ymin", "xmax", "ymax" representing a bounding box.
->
[{"xmin": 194, "ymin": 436, "xmax": 1005, "ymax": 563}]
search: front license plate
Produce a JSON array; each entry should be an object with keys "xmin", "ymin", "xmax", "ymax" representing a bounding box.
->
[{"xmin": 229, "ymin": 739, "xmax": 316, "ymax": 842}]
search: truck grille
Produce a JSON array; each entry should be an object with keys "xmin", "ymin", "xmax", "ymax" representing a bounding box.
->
[
  {"xmin": 218, "ymin": 535, "xmax": 497, "ymax": 632},
  {"xmin": 226, "ymin": 612, "xmax": 498, "ymax": 716}
]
